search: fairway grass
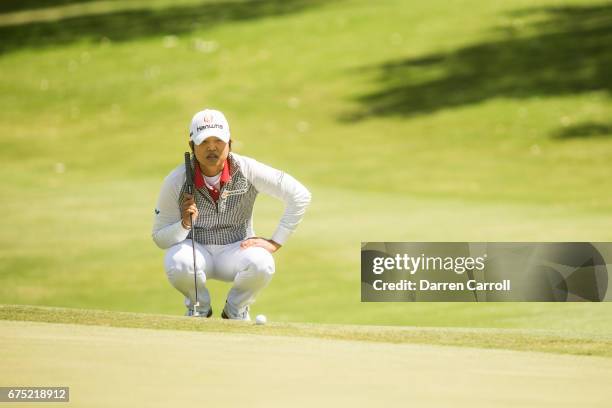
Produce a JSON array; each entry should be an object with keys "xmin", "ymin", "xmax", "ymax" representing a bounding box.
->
[
  {"xmin": 1, "ymin": 0, "xmax": 611, "ymax": 328},
  {"xmin": 2, "ymin": 305, "xmax": 611, "ymax": 358}
]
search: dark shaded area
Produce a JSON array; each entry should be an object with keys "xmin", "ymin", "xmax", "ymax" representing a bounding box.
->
[
  {"xmin": 525, "ymin": 265, "xmax": 568, "ymax": 302},
  {"xmin": 551, "ymin": 121, "xmax": 612, "ymax": 140},
  {"xmin": 0, "ymin": 0, "xmax": 106, "ymax": 13},
  {"xmin": 0, "ymin": 0, "xmax": 330, "ymax": 54},
  {"xmin": 344, "ymin": 3, "xmax": 612, "ymax": 120},
  {"xmin": 535, "ymin": 243, "xmax": 608, "ymax": 302}
]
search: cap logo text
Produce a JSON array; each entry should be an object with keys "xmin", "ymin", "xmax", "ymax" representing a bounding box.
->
[{"xmin": 197, "ymin": 124, "xmax": 223, "ymax": 132}]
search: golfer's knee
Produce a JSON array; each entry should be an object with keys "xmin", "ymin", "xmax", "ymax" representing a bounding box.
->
[
  {"xmin": 164, "ymin": 242, "xmax": 208, "ymax": 280},
  {"xmin": 242, "ymin": 248, "xmax": 275, "ymax": 278}
]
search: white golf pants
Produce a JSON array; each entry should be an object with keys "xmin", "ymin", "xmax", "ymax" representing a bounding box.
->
[{"xmin": 164, "ymin": 239, "xmax": 275, "ymax": 318}]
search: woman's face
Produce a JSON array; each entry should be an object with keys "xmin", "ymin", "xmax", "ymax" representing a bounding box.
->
[{"xmin": 193, "ymin": 136, "xmax": 229, "ymax": 172}]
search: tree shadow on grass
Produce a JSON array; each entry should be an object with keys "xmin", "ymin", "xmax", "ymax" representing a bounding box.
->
[
  {"xmin": 343, "ymin": 3, "xmax": 612, "ymax": 120},
  {"xmin": 0, "ymin": 0, "xmax": 105, "ymax": 14},
  {"xmin": 0, "ymin": 0, "xmax": 330, "ymax": 54},
  {"xmin": 551, "ymin": 121, "xmax": 612, "ymax": 140}
]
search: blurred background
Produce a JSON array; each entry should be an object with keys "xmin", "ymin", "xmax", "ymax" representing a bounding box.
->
[{"xmin": 1, "ymin": 0, "xmax": 611, "ymax": 331}]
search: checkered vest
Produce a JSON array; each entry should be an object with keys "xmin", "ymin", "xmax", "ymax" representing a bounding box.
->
[{"xmin": 179, "ymin": 153, "xmax": 258, "ymax": 245}]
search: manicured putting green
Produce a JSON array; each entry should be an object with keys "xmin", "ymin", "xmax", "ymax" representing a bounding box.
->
[{"xmin": 2, "ymin": 319, "xmax": 612, "ymax": 407}]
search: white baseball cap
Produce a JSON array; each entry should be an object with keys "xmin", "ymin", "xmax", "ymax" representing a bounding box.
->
[{"xmin": 189, "ymin": 109, "xmax": 230, "ymax": 145}]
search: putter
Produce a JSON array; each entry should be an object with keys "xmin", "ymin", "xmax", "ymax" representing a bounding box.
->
[{"xmin": 184, "ymin": 152, "xmax": 200, "ymax": 316}]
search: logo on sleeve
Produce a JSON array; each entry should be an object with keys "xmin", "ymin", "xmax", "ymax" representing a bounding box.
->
[{"xmin": 154, "ymin": 208, "xmax": 160, "ymax": 215}]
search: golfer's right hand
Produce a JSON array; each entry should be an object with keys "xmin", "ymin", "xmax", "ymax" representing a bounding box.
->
[{"xmin": 181, "ymin": 193, "xmax": 198, "ymax": 228}]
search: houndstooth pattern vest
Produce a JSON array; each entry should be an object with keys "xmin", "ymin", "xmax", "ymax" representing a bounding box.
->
[{"xmin": 179, "ymin": 153, "xmax": 258, "ymax": 245}]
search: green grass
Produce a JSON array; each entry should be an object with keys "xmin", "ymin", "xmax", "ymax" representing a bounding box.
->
[
  {"xmin": 1, "ymin": 0, "xmax": 611, "ymax": 328},
  {"xmin": 3, "ymin": 304, "xmax": 612, "ymax": 357}
]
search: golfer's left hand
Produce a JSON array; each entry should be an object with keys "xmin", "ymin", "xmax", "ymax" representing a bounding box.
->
[{"xmin": 240, "ymin": 237, "xmax": 281, "ymax": 253}]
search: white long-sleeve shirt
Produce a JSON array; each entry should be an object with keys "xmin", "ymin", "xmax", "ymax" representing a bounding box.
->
[{"xmin": 152, "ymin": 153, "xmax": 311, "ymax": 249}]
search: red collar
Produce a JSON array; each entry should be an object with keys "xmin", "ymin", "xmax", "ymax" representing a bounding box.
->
[
  {"xmin": 194, "ymin": 158, "xmax": 232, "ymax": 189},
  {"xmin": 221, "ymin": 158, "xmax": 232, "ymax": 183}
]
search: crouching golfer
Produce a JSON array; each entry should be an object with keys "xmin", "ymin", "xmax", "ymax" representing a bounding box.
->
[{"xmin": 152, "ymin": 108, "xmax": 311, "ymax": 320}]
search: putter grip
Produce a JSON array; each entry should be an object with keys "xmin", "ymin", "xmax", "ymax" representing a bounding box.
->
[{"xmin": 184, "ymin": 152, "xmax": 193, "ymax": 195}]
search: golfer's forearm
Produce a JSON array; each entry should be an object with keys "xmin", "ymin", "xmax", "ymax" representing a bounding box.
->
[
  {"xmin": 270, "ymin": 174, "xmax": 312, "ymax": 245},
  {"xmin": 152, "ymin": 221, "xmax": 190, "ymax": 249},
  {"xmin": 241, "ymin": 157, "xmax": 312, "ymax": 245}
]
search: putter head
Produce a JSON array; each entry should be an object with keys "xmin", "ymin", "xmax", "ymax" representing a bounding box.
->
[{"xmin": 192, "ymin": 302, "xmax": 201, "ymax": 317}]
